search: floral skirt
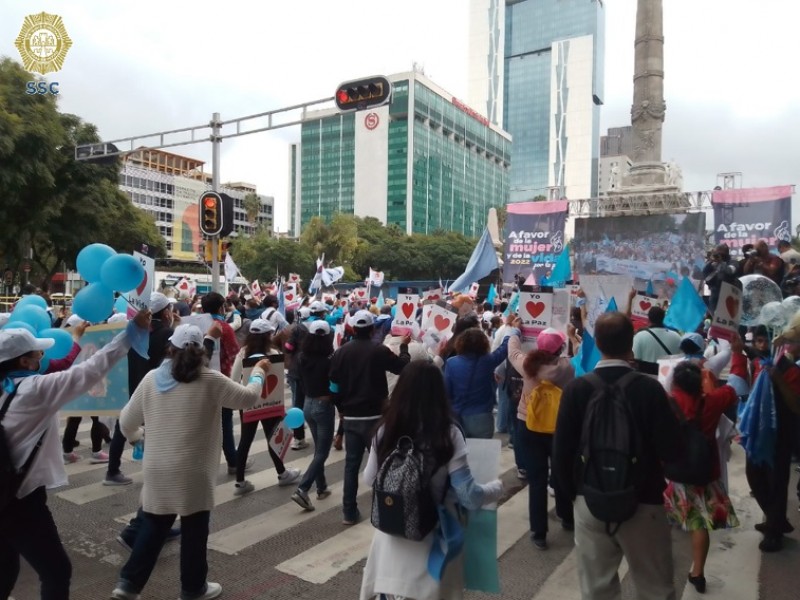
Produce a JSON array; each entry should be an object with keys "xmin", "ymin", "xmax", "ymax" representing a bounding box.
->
[{"xmin": 663, "ymin": 479, "xmax": 740, "ymax": 532}]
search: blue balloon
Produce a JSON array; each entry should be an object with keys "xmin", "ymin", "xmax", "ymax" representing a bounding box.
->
[
  {"xmin": 39, "ymin": 356, "xmax": 50, "ymax": 374},
  {"xmin": 2, "ymin": 322, "xmax": 37, "ymax": 336},
  {"xmin": 72, "ymin": 283, "xmax": 115, "ymax": 323},
  {"xmin": 40, "ymin": 327, "xmax": 74, "ymax": 360},
  {"xmin": 77, "ymin": 243, "xmax": 116, "ymax": 283},
  {"xmin": 9, "ymin": 305, "xmax": 51, "ymax": 332},
  {"xmin": 114, "ymin": 294, "xmax": 129, "ymax": 315},
  {"xmin": 284, "ymin": 407, "xmax": 305, "ymax": 430},
  {"xmin": 100, "ymin": 254, "xmax": 145, "ymax": 293},
  {"xmin": 16, "ymin": 294, "xmax": 48, "ymax": 311}
]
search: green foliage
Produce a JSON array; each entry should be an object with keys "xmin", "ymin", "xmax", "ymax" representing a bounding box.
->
[
  {"xmin": 242, "ymin": 192, "xmax": 261, "ymax": 224},
  {"xmin": 0, "ymin": 57, "xmax": 164, "ymax": 287}
]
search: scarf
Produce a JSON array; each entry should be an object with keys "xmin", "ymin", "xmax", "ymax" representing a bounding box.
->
[
  {"xmin": 154, "ymin": 359, "xmax": 179, "ymax": 392},
  {"xmin": 3, "ymin": 370, "xmax": 37, "ymax": 394}
]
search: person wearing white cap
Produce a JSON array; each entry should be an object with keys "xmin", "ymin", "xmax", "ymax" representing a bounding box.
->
[
  {"xmin": 110, "ymin": 324, "xmax": 271, "ymax": 600},
  {"xmin": 229, "ymin": 319, "xmax": 301, "ymax": 496},
  {"xmin": 329, "ymin": 309, "xmax": 411, "ymax": 525},
  {"xmin": 0, "ymin": 310, "xmax": 151, "ymax": 600}
]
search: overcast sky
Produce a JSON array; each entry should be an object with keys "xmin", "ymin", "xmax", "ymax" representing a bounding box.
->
[{"xmin": 2, "ymin": 0, "xmax": 798, "ymax": 233}]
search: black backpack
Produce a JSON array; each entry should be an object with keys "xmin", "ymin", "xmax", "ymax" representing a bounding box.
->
[
  {"xmin": 504, "ymin": 358, "xmax": 525, "ymax": 405},
  {"xmin": 663, "ymin": 395, "xmax": 714, "ymax": 486},
  {"xmin": 579, "ymin": 371, "xmax": 643, "ymax": 535},
  {"xmin": 0, "ymin": 384, "xmax": 46, "ymax": 511}
]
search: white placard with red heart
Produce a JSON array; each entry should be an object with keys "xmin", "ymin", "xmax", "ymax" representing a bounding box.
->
[
  {"xmin": 425, "ymin": 304, "xmax": 457, "ymax": 340},
  {"xmin": 656, "ymin": 354, "xmax": 684, "ymax": 389},
  {"xmin": 519, "ymin": 290, "xmax": 554, "ymax": 341},
  {"xmin": 422, "ymin": 288, "xmax": 443, "ymax": 303},
  {"xmin": 242, "ymin": 354, "xmax": 285, "ymax": 423},
  {"xmin": 631, "ymin": 294, "xmax": 659, "ymax": 328},
  {"xmin": 351, "ymin": 287, "xmax": 368, "ymax": 302},
  {"xmin": 393, "ymin": 294, "xmax": 419, "ymax": 330},
  {"xmin": 420, "ymin": 303, "xmax": 436, "ymax": 331},
  {"xmin": 332, "ymin": 323, "xmax": 345, "ymax": 350},
  {"xmin": 709, "ymin": 282, "xmax": 742, "ymax": 342},
  {"xmin": 283, "ymin": 283, "xmax": 299, "ymax": 309},
  {"xmin": 269, "ymin": 421, "xmax": 294, "ymax": 462}
]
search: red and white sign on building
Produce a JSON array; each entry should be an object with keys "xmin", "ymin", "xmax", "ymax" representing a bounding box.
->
[{"xmin": 364, "ymin": 112, "xmax": 380, "ymax": 130}]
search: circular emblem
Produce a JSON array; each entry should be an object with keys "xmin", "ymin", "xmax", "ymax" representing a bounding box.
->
[
  {"xmin": 364, "ymin": 112, "xmax": 380, "ymax": 131},
  {"xmin": 384, "ymin": 496, "xmax": 394, "ymax": 507},
  {"xmin": 15, "ymin": 12, "xmax": 73, "ymax": 75}
]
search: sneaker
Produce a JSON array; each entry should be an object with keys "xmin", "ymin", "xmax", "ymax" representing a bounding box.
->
[
  {"xmin": 291, "ymin": 489, "xmax": 315, "ymax": 511},
  {"xmin": 179, "ymin": 581, "xmax": 222, "ymax": 600},
  {"xmin": 759, "ymin": 534, "xmax": 783, "ymax": 552},
  {"xmin": 317, "ymin": 488, "xmax": 332, "ymax": 500},
  {"xmin": 277, "ymin": 468, "xmax": 301, "ymax": 487},
  {"xmin": 233, "ymin": 480, "xmax": 255, "ymax": 496},
  {"xmin": 548, "ymin": 485, "xmax": 556, "ymax": 497},
  {"xmin": 516, "ymin": 468, "xmax": 527, "ymax": 480},
  {"xmin": 110, "ymin": 588, "xmax": 140, "ymax": 600},
  {"xmin": 291, "ymin": 438, "xmax": 309, "ymax": 450},
  {"xmin": 103, "ymin": 473, "xmax": 133, "ymax": 486},
  {"xmin": 227, "ymin": 457, "xmax": 255, "ymax": 475},
  {"xmin": 63, "ymin": 452, "xmax": 81, "ymax": 464},
  {"xmin": 90, "ymin": 451, "xmax": 110, "ymax": 464},
  {"xmin": 531, "ymin": 534, "xmax": 548, "ymax": 550},
  {"xmin": 342, "ymin": 510, "xmax": 362, "ymax": 526}
]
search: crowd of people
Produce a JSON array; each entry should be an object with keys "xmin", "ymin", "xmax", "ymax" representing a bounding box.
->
[{"xmin": 2, "ymin": 235, "xmax": 800, "ymax": 599}]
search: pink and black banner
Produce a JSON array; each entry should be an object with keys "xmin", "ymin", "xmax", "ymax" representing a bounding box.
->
[
  {"xmin": 712, "ymin": 185, "xmax": 793, "ymax": 256},
  {"xmin": 503, "ymin": 201, "xmax": 568, "ymax": 284}
]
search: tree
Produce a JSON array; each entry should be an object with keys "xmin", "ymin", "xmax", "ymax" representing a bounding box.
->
[
  {"xmin": 533, "ymin": 195, "xmax": 547, "ymax": 202},
  {"xmin": 242, "ymin": 192, "xmax": 261, "ymax": 225},
  {"xmin": 233, "ymin": 231, "xmax": 314, "ymax": 283}
]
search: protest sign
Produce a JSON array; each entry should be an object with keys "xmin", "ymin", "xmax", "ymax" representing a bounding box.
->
[
  {"xmin": 657, "ymin": 354, "xmax": 684, "ymax": 390},
  {"xmin": 333, "ymin": 323, "xmax": 345, "ymax": 350},
  {"xmin": 712, "ymin": 186, "xmax": 793, "ymax": 256},
  {"xmin": 422, "ymin": 288, "xmax": 443, "ymax": 303},
  {"xmin": 61, "ymin": 323, "xmax": 129, "ymax": 416},
  {"xmin": 504, "ymin": 201, "xmax": 568, "ymax": 284},
  {"xmin": 351, "ymin": 287, "xmax": 369, "ymax": 302},
  {"xmin": 518, "ymin": 288, "xmax": 554, "ymax": 341},
  {"xmin": 393, "ymin": 293, "xmax": 419, "ymax": 334},
  {"xmin": 241, "ymin": 354, "xmax": 285, "ymax": 423},
  {"xmin": 125, "ymin": 246, "xmax": 155, "ymax": 319},
  {"xmin": 424, "ymin": 302, "xmax": 457, "ymax": 340},
  {"xmin": 550, "ymin": 289, "xmax": 571, "ymax": 337},
  {"xmin": 269, "ymin": 421, "xmax": 293, "ymax": 462},
  {"xmin": 709, "ymin": 282, "xmax": 742, "ymax": 342},
  {"xmin": 630, "ymin": 294, "xmax": 660, "ymax": 329}
]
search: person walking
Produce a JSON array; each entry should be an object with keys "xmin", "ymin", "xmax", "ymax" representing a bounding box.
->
[
  {"xmin": 359, "ymin": 361, "xmax": 504, "ymax": 600},
  {"xmin": 0, "ymin": 312, "xmax": 150, "ymax": 600},
  {"xmin": 663, "ymin": 346, "xmax": 745, "ymax": 594},
  {"xmin": 553, "ymin": 312, "xmax": 682, "ymax": 600},
  {"xmin": 329, "ymin": 310, "xmax": 411, "ymax": 525},
  {"xmin": 291, "ymin": 320, "xmax": 336, "ymax": 511},
  {"xmin": 110, "ymin": 324, "xmax": 270, "ymax": 600},
  {"xmin": 230, "ymin": 319, "xmax": 300, "ymax": 495}
]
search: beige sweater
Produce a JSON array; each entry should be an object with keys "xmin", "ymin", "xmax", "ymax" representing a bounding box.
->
[{"xmin": 120, "ymin": 366, "xmax": 264, "ymax": 515}]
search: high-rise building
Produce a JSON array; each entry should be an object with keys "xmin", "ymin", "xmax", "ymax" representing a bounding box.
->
[
  {"xmin": 598, "ymin": 125, "xmax": 632, "ymax": 196},
  {"xmin": 470, "ymin": 0, "xmax": 605, "ymax": 202},
  {"xmin": 289, "ymin": 71, "xmax": 511, "ymax": 237},
  {"xmin": 600, "ymin": 125, "xmax": 634, "ymax": 158},
  {"xmin": 118, "ymin": 148, "xmax": 274, "ymax": 261},
  {"xmin": 468, "ymin": 0, "xmax": 506, "ymax": 126}
]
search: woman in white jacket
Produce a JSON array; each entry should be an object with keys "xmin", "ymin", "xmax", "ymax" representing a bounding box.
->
[
  {"xmin": 360, "ymin": 361, "xmax": 504, "ymax": 600},
  {"xmin": 111, "ymin": 325, "xmax": 270, "ymax": 600}
]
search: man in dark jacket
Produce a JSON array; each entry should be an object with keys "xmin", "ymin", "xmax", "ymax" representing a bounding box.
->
[
  {"xmin": 553, "ymin": 312, "xmax": 681, "ymax": 600},
  {"xmin": 329, "ymin": 309, "xmax": 410, "ymax": 525}
]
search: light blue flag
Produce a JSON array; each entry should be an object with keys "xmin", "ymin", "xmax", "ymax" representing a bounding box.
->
[
  {"xmin": 503, "ymin": 292, "xmax": 519, "ymax": 317},
  {"xmin": 580, "ymin": 329, "xmax": 602, "ymax": 374},
  {"xmin": 664, "ymin": 277, "xmax": 707, "ymax": 333},
  {"xmin": 549, "ymin": 247, "xmax": 571, "ymax": 288},
  {"xmin": 448, "ymin": 228, "xmax": 499, "ymax": 293},
  {"xmin": 486, "ymin": 284, "xmax": 497, "ymax": 306},
  {"xmin": 646, "ymin": 279, "xmax": 655, "ymax": 296},
  {"xmin": 606, "ymin": 297, "xmax": 618, "ymax": 313},
  {"xmin": 376, "ymin": 290, "xmax": 385, "ymax": 308}
]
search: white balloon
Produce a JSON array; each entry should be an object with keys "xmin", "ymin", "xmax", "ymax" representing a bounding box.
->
[{"xmin": 739, "ymin": 275, "xmax": 783, "ymax": 326}]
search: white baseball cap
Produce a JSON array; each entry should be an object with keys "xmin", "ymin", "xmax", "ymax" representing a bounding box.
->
[
  {"xmin": 249, "ymin": 318, "xmax": 276, "ymax": 335},
  {"xmin": 149, "ymin": 292, "xmax": 170, "ymax": 314},
  {"xmin": 309, "ymin": 300, "xmax": 329, "ymax": 313},
  {"xmin": 298, "ymin": 307, "xmax": 311, "ymax": 320},
  {"xmin": 0, "ymin": 328, "xmax": 54, "ymax": 363},
  {"xmin": 308, "ymin": 320, "xmax": 331, "ymax": 336},
  {"xmin": 168, "ymin": 324, "xmax": 204, "ymax": 349},
  {"xmin": 66, "ymin": 314, "xmax": 84, "ymax": 328},
  {"xmin": 350, "ymin": 309, "xmax": 375, "ymax": 328},
  {"xmin": 107, "ymin": 313, "xmax": 128, "ymax": 324}
]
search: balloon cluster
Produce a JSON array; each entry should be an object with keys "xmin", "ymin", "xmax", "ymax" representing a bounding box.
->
[
  {"xmin": 73, "ymin": 244, "xmax": 144, "ymax": 323},
  {"xmin": 2, "ymin": 295, "xmax": 74, "ymax": 372}
]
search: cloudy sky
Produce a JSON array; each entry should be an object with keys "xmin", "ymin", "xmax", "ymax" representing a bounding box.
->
[{"xmin": 2, "ymin": 0, "xmax": 798, "ymax": 232}]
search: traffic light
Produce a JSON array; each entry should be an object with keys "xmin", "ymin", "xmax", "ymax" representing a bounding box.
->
[
  {"xmin": 199, "ymin": 192, "xmax": 223, "ymax": 236},
  {"xmin": 203, "ymin": 239, "xmax": 227, "ymax": 263},
  {"xmin": 334, "ymin": 76, "xmax": 392, "ymax": 112}
]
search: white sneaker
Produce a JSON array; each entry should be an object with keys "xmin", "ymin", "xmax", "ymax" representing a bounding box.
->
[
  {"xmin": 278, "ymin": 468, "xmax": 302, "ymax": 486},
  {"xmin": 179, "ymin": 581, "xmax": 221, "ymax": 600},
  {"xmin": 233, "ymin": 480, "xmax": 255, "ymax": 496},
  {"xmin": 291, "ymin": 438, "xmax": 309, "ymax": 450},
  {"xmin": 110, "ymin": 587, "xmax": 140, "ymax": 600}
]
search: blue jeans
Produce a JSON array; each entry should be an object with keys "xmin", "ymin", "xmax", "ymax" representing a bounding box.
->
[
  {"xmin": 107, "ymin": 419, "xmax": 127, "ymax": 477},
  {"xmin": 118, "ymin": 510, "xmax": 210, "ymax": 598},
  {"xmin": 342, "ymin": 417, "xmax": 379, "ymax": 520},
  {"xmin": 298, "ymin": 398, "xmax": 335, "ymax": 493},
  {"xmin": 519, "ymin": 428, "xmax": 573, "ymax": 535},
  {"xmin": 458, "ymin": 412, "xmax": 495, "ymax": 439},
  {"xmin": 496, "ymin": 386, "xmax": 510, "ymax": 434},
  {"xmin": 221, "ymin": 408, "xmax": 237, "ymax": 467},
  {"xmin": 288, "ymin": 376, "xmax": 306, "ymax": 440}
]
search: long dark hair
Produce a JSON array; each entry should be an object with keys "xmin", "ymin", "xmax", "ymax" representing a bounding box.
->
[
  {"xmin": 523, "ymin": 349, "xmax": 559, "ymax": 379},
  {"xmin": 376, "ymin": 361, "xmax": 455, "ymax": 467},
  {"xmin": 672, "ymin": 361, "xmax": 703, "ymax": 397},
  {"xmin": 170, "ymin": 345, "xmax": 207, "ymax": 383},
  {"xmin": 244, "ymin": 331, "xmax": 276, "ymax": 356}
]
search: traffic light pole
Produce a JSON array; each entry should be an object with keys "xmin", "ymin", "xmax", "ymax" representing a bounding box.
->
[{"xmin": 211, "ymin": 112, "xmax": 221, "ymax": 293}]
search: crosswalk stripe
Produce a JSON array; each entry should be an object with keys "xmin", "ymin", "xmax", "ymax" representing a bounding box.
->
[{"xmin": 275, "ymin": 448, "xmax": 519, "ymax": 584}]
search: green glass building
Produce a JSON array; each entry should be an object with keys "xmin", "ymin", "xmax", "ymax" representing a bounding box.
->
[{"xmin": 290, "ymin": 72, "xmax": 511, "ymax": 237}]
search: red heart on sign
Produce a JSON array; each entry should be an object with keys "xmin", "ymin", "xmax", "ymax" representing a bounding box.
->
[
  {"xmin": 526, "ymin": 301, "xmax": 545, "ymax": 318},
  {"xmin": 639, "ymin": 300, "xmax": 652, "ymax": 311},
  {"xmin": 266, "ymin": 374, "xmax": 279, "ymax": 396},
  {"xmin": 136, "ymin": 271, "xmax": 148, "ymax": 296},
  {"xmin": 725, "ymin": 296, "xmax": 739, "ymax": 319},
  {"xmin": 434, "ymin": 314, "xmax": 451, "ymax": 331},
  {"xmin": 274, "ymin": 427, "xmax": 284, "ymax": 444},
  {"xmin": 402, "ymin": 302, "xmax": 414, "ymax": 319},
  {"xmin": 285, "ymin": 293, "xmax": 294, "ymax": 302},
  {"xmin": 357, "ymin": 290, "xmax": 365, "ymax": 297},
  {"xmin": 428, "ymin": 294, "xmax": 440, "ymax": 301},
  {"xmin": 660, "ymin": 365, "xmax": 670, "ymax": 377}
]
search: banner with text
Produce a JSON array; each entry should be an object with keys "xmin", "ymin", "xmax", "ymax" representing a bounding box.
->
[
  {"xmin": 504, "ymin": 201, "xmax": 568, "ymax": 284},
  {"xmin": 712, "ymin": 185, "xmax": 793, "ymax": 256}
]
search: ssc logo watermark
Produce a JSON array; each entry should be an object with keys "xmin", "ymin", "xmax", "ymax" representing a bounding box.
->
[
  {"xmin": 15, "ymin": 12, "xmax": 72, "ymax": 95},
  {"xmin": 364, "ymin": 112, "xmax": 380, "ymax": 130}
]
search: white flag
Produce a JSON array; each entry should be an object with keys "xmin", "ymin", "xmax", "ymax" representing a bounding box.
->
[
  {"xmin": 224, "ymin": 252, "xmax": 240, "ymax": 282},
  {"xmin": 369, "ymin": 268, "xmax": 385, "ymax": 287}
]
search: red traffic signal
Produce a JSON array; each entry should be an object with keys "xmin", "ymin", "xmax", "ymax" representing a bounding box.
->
[
  {"xmin": 334, "ymin": 76, "xmax": 392, "ymax": 112},
  {"xmin": 199, "ymin": 192, "xmax": 223, "ymax": 236}
]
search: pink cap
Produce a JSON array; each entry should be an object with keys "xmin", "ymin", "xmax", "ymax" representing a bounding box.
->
[{"xmin": 536, "ymin": 328, "xmax": 566, "ymax": 355}]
